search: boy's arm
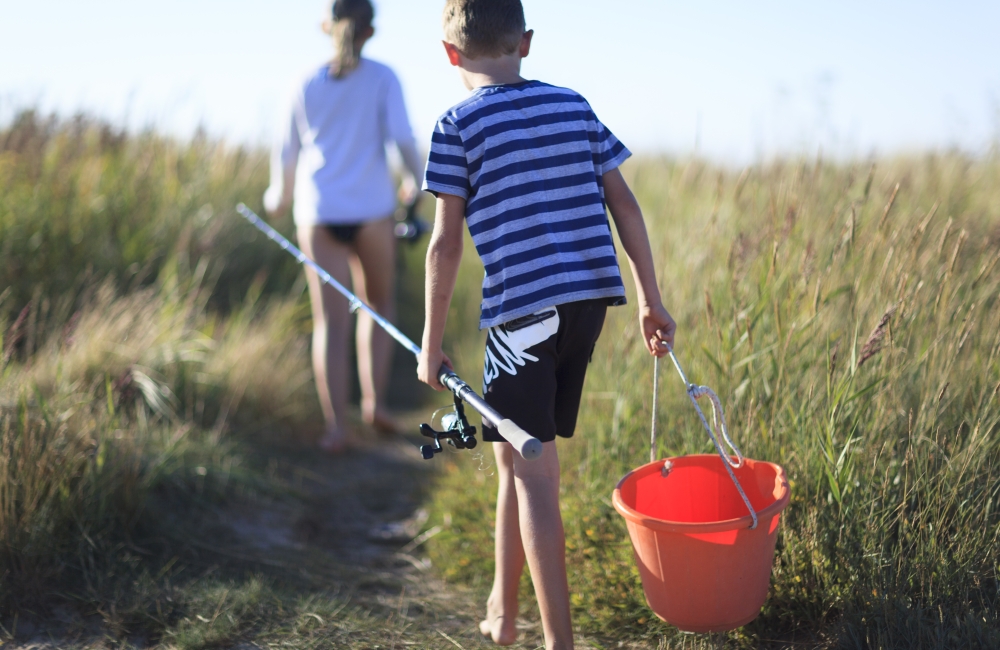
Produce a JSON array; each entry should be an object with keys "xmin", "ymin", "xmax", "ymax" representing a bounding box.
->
[
  {"xmin": 417, "ymin": 192, "xmax": 466, "ymax": 390},
  {"xmin": 603, "ymin": 168, "xmax": 677, "ymax": 356}
]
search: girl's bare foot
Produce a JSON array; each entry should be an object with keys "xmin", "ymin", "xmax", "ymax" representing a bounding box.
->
[
  {"xmin": 318, "ymin": 426, "xmax": 351, "ymax": 454},
  {"xmin": 361, "ymin": 404, "xmax": 402, "ymax": 435},
  {"xmin": 479, "ymin": 593, "xmax": 518, "ymax": 645}
]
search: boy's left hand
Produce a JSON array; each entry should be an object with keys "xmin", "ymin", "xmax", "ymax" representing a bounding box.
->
[{"xmin": 641, "ymin": 303, "xmax": 676, "ymax": 357}]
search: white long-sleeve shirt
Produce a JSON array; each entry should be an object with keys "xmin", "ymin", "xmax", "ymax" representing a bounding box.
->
[{"xmin": 264, "ymin": 58, "xmax": 423, "ymax": 226}]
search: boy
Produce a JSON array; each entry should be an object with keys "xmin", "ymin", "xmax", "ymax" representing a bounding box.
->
[{"xmin": 417, "ymin": 1, "xmax": 676, "ymax": 648}]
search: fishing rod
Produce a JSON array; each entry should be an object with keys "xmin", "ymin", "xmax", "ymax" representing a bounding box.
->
[{"xmin": 235, "ymin": 203, "xmax": 543, "ymax": 461}]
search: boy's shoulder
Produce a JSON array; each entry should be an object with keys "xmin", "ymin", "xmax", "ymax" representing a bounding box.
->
[{"xmin": 436, "ymin": 80, "xmax": 593, "ymax": 126}]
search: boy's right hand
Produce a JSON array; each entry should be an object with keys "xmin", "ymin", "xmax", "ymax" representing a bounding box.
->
[
  {"xmin": 641, "ymin": 303, "xmax": 677, "ymax": 357},
  {"xmin": 417, "ymin": 347, "xmax": 454, "ymax": 391}
]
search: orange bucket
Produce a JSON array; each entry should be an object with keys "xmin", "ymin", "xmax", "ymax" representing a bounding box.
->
[{"xmin": 612, "ymin": 454, "xmax": 790, "ymax": 633}]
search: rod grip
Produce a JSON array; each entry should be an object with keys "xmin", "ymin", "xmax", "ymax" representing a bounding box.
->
[
  {"xmin": 436, "ymin": 366, "xmax": 542, "ymax": 461},
  {"xmin": 497, "ymin": 419, "xmax": 543, "ymax": 460}
]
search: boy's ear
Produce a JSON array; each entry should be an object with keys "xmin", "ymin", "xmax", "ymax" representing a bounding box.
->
[
  {"xmin": 442, "ymin": 41, "xmax": 463, "ymax": 67},
  {"xmin": 519, "ymin": 30, "xmax": 533, "ymax": 58}
]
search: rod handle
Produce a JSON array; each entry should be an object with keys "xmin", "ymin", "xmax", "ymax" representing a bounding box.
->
[
  {"xmin": 436, "ymin": 367, "xmax": 542, "ymax": 461},
  {"xmin": 497, "ymin": 419, "xmax": 543, "ymax": 460}
]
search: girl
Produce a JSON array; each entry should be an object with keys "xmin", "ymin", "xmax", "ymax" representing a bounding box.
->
[{"xmin": 264, "ymin": 0, "xmax": 423, "ymax": 452}]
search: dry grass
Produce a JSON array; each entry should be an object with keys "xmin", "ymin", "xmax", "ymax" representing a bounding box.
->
[
  {"xmin": 0, "ymin": 111, "xmax": 450, "ymax": 648},
  {"xmin": 1, "ymin": 110, "xmax": 998, "ymax": 648},
  {"xmin": 428, "ymin": 154, "xmax": 1000, "ymax": 649},
  {"xmin": 0, "ymin": 270, "xmax": 320, "ymax": 613}
]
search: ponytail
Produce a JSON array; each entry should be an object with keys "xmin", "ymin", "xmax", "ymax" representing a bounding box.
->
[{"xmin": 329, "ymin": 0, "xmax": 374, "ymax": 79}]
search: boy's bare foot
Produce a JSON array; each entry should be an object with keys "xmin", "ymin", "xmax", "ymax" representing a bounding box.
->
[
  {"xmin": 479, "ymin": 594, "xmax": 518, "ymax": 645},
  {"xmin": 318, "ymin": 426, "xmax": 351, "ymax": 454}
]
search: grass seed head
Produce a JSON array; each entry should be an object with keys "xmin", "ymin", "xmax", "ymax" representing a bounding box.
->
[
  {"xmin": 857, "ymin": 305, "xmax": 898, "ymax": 368},
  {"xmin": 878, "ymin": 182, "xmax": 901, "ymax": 230},
  {"xmin": 2, "ymin": 303, "xmax": 31, "ymax": 365}
]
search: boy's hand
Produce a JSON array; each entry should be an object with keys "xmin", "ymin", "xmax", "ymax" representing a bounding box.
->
[
  {"xmin": 418, "ymin": 347, "xmax": 454, "ymax": 391},
  {"xmin": 641, "ymin": 303, "xmax": 676, "ymax": 357}
]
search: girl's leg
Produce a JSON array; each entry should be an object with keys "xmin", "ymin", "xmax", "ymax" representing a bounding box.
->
[
  {"xmin": 349, "ymin": 217, "xmax": 397, "ymax": 429},
  {"xmin": 297, "ymin": 226, "xmax": 353, "ymax": 450},
  {"xmin": 481, "ymin": 442, "xmax": 525, "ymax": 645},
  {"xmin": 512, "ymin": 440, "xmax": 573, "ymax": 650}
]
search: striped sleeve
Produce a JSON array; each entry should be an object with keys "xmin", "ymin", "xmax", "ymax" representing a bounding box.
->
[
  {"xmin": 594, "ymin": 118, "xmax": 631, "ymax": 175},
  {"xmin": 423, "ymin": 116, "xmax": 470, "ymax": 199}
]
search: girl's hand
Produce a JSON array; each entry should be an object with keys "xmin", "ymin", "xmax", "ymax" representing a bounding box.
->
[
  {"xmin": 398, "ymin": 176, "xmax": 419, "ymax": 205},
  {"xmin": 641, "ymin": 303, "xmax": 676, "ymax": 357},
  {"xmin": 418, "ymin": 347, "xmax": 453, "ymax": 391}
]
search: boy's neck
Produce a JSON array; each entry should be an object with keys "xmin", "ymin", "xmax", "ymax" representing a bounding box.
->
[{"xmin": 457, "ymin": 53, "xmax": 526, "ymax": 90}]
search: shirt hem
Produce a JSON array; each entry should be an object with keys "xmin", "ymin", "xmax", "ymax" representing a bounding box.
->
[
  {"xmin": 603, "ymin": 148, "xmax": 632, "ymax": 174},
  {"xmin": 479, "ymin": 288, "xmax": 626, "ymax": 330},
  {"xmin": 293, "ymin": 212, "xmax": 392, "ymax": 228},
  {"xmin": 422, "ymin": 181, "xmax": 469, "ymax": 200}
]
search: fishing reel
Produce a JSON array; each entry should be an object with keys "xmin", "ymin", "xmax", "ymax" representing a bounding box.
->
[
  {"xmin": 394, "ymin": 202, "xmax": 430, "ymax": 243},
  {"xmin": 419, "ymin": 395, "xmax": 478, "ymax": 460}
]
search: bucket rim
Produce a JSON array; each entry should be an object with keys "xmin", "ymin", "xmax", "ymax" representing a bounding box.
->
[{"xmin": 612, "ymin": 455, "xmax": 791, "ymax": 533}]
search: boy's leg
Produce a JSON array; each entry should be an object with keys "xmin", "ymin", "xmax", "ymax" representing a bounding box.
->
[
  {"xmin": 479, "ymin": 304, "xmax": 604, "ymax": 649},
  {"xmin": 512, "ymin": 440, "xmax": 572, "ymax": 650},
  {"xmin": 481, "ymin": 441, "xmax": 525, "ymax": 646}
]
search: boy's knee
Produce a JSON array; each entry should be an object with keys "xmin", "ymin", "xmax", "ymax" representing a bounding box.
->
[
  {"xmin": 493, "ymin": 441, "xmax": 515, "ymax": 468},
  {"xmin": 511, "ymin": 441, "xmax": 560, "ymax": 480}
]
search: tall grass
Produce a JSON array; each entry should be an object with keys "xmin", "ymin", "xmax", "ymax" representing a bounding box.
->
[
  {"xmin": 2, "ymin": 107, "xmax": 997, "ymax": 647},
  {"xmin": 0, "ymin": 271, "xmax": 319, "ymax": 609},
  {"xmin": 0, "ymin": 109, "xmax": 301, "ymax": 320},
  {"xmin": 0, "ymin": 110, "xmax": 325, "ymax": 611},
  {"xmin": 427, "ymin": 154, "xmax": 1000, "ymax": 648}
]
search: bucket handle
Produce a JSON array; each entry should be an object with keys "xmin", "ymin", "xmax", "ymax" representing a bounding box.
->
[{"xmin": 652, "ymin": 351, "xmax": 759, "ymax": 529}]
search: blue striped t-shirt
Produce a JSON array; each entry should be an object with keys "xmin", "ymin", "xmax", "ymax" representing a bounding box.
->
[{"xmin": 423, "ymin": 80, "xmax": 630, "ymax": 329}]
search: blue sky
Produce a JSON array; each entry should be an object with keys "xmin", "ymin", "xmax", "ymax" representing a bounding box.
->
[{"xmin": 1, "ymin": 0, "xmax": 998, "ymax": 162}]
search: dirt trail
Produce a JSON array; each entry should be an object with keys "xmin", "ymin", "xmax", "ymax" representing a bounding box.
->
[
  {"xmin": 205, "ymin": 430, "xmax": 498, "ymax": 645},
  {"xmin": 6, "ymin": 423, "xmax": 613, "ymax": 649},
  {"xmin": 192, "ymin": 427, "xmax": 611, "ymax": 649}
]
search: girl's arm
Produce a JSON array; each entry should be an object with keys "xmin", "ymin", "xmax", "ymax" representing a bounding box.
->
[
  {"xmin": 397, "ymin": 140, "xmax": 424, "ymax": 204},
  {"xmin": 417, "ymin": 193, "xmax": 465, "ymax": 390},
  {"xmin": 603, "ymin": 167, "xmax": 676, "ymax": 356},
  {"xmin": 385, "ymin": 72, "xmax": 424, "ymax": 201},
  {"xmin": 263, "ymin": 93, "xmax": 301, "ymax": 218}
]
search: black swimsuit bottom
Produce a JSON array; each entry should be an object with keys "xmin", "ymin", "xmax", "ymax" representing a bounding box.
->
[{"xmin": 323, "ymin": 223, "xmax": 361, "ymax": 245}]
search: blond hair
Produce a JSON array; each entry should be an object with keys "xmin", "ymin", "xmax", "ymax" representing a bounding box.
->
[
  {"xmin": 329, "ymin": 0, "xmax": 374, "ymax": 78},
  {"xmin": 442, "ymin": 0, "xmax": 525, "ymax": 59}
]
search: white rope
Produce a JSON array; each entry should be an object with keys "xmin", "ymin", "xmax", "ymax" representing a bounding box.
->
[
  {"xmin": 650, "ymin": 356, "xmax": 659, "ymax": 463},
  {"xmin": 651, "ymin": 349, "xmax": 759, "ymax": 529}
]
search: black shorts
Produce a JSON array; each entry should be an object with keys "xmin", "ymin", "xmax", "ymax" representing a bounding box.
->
[
  {"xmin": 481, "ymin": 299, "xmax": 607, "ymax": 444},
  {"xmin": 323, "ymin": 223, "xmax": 361, "ymax": 245}
]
